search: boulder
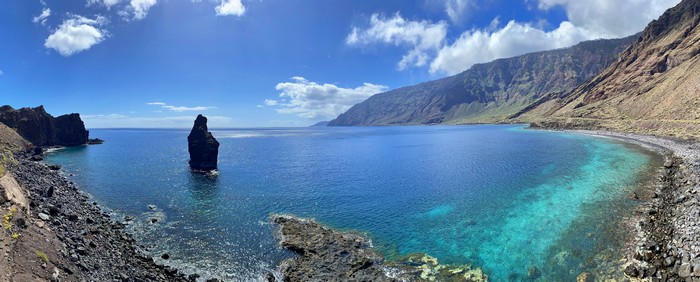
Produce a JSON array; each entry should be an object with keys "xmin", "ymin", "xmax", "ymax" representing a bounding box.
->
[{"xmin": 187, "ymin": 115, "xmax": 219, "ymax": 171}]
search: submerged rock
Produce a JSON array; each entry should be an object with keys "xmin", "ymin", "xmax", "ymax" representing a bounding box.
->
[{"xmin": 187, "ymin": 115, "xmax": 219, "ymax": 172}]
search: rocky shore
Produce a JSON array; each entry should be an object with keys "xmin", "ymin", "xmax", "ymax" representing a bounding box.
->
[
  {"xmin": 1, "ymin": 151, "xmax": 199, "ymax": 281},
  {"xmin": 269, "ymin": 129, "xmax": 700, "ymax": 282},
  {"xmin": 562, "ymin": 130, "xmax": 700, "ymax": 281},
  {"xmin": 269, "ymin": 214, "xmax": 487, "ymax": 282}
]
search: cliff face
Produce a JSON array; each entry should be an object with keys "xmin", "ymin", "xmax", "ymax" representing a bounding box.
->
[
  {"xmin": 329, "ymin": 36, "xmax": 637, "ymax": 126},
  {"xmin": 0, "ymin": 106, "xmax": 89, "ymax": 146},
  {"xmin": 517, "ymin": 0, "xmax": 700, "ymax": 138}
]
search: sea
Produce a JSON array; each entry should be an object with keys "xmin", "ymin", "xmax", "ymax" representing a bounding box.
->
[{"xmin": 45, "ymin": 125, "xmax": 661, "ymax": 281}]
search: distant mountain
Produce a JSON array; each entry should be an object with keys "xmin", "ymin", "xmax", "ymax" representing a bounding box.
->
[
  {"xmin": 514, "ymin": 0, "xmax": 700, "ymax": 138},
  {"xmin": 329, "ymin": 36, "xmax": 637, "ymax": 126},
  {"xmin": 311, "ymin": 121, "xmax": 330, "ymax": 127}
]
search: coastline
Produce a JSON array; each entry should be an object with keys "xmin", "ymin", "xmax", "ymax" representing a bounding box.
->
[
  {"xmin": 3, "ymin": 126, "xmax": 697, "ymax": 281},
  {"xmin": 1, "ymin": 151, "xmax": 199, "ymax": 281},
  {"xmin": 267, "ymin": 128, "xmax": 693, "ymax": 281},
  {"xmin": 559, "ymin": 129, "xmax": 700, "ymax": 280}
]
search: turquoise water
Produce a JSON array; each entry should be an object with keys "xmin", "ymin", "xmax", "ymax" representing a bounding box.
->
[{"xmin": 45, "ymin": 125, "xmax": 659, "ymax": 281}]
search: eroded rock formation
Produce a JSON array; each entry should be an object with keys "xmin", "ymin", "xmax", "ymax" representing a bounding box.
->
[{"xmin": 187, "ymin": 114, "xmax": 219, "ymax": 171}]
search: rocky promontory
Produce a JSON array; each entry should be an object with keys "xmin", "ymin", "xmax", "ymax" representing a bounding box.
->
[
  {"xmin": 0, "ymin": 105, "xmax": 89, "ymax": 146},
  {"xmin": 270, "ymin": 214, "xmax": 487, "ymax": 282},
  {"xmin": 0, "ymin": 127, "xmax": 194, "ymax": 281},
  {"xmin": 187, "ymin": 114, "xmax": 219, "ymax": 172}
]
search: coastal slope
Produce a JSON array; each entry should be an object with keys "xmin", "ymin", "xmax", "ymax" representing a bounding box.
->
[
  {"xmin": 515, "ymin": 0, "xmax": 700, "ymax": 138},
  {"xmin": 329, "ymin": 36, "xmax": 636, "ymax": 126},
  {"xmin": 0, "ymin": 120, "xmax": 195, "ymax": 281}
]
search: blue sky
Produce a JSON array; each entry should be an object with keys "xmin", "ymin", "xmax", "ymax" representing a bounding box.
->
[{"xmin": 0, "ymin": 0, "xmax": 680, "ymax": 128}]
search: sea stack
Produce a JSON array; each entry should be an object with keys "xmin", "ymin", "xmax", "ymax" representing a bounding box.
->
[{"xmin": 188, "ymin": 114, "xmax": 219, "ymax": 172}]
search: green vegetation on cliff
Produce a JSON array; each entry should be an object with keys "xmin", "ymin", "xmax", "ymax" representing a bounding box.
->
[
  {"xmin": 514, "ymin": 0, "xmax": 700, "ymax": 139},
  {"xmin": 329, "ymin": 36, "xmax": 637, "ymax": 126}
]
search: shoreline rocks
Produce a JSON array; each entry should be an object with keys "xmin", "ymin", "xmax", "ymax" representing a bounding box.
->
[
  {"xmin": 3, "ymin": 152, "xmax": 195, "ymax": 281},
  {"xmin": 187, "ymin": 115, "xmax": 219, "ymax": 172},
  {"xmin": 270, "ymin": 214, "xmax": 487, "ymax": 282},
  {"xmin": 546, "ymin": 128, "xmax": 700, "ymax": 281}
]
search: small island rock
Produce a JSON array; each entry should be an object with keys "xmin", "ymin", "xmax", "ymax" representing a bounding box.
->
[{"xmin": 187, "ymin": 114, "xmax": 219, "ymax": 171}]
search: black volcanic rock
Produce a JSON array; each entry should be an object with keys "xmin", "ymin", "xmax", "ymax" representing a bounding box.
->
[
  {"xmin": 0, "ymin": 105, "xmax": 89, "ymax": 146},
  {"xmin": 188, "ymin": 114, "xmax": 219, "ymax": 171},
  {"xmin": 54, "ymin": 113, "xmax": 90, "ymax": 146}
]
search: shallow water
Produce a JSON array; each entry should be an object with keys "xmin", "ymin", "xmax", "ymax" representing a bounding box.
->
[{"xmin": 46, "ymin": 125, "xmax": 659, "ymax": 281}]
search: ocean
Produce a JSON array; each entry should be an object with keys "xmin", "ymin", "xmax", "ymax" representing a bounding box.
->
[{"xmin": 45, "ymin": 125, "xmax": 660, "ymax": 281}]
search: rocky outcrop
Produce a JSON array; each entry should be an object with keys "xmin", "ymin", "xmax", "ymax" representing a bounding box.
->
[
  {"xmin": 0, "ymin": 105, "xmax": 88, "ymax": 146},
  {"xmin": 516, "ymin": 0, "xmax": 700, "ymax": 138},
  {"xmin": 270, "ymin": 214, "xmax": 487, "ymax": 282},
  {"xmin": 2, "ymin": 153, "xmax": 195, "ymax": 281},
  {"xmin": 54, "ymin": 114, "xmax": 89, "ymax": 146},
  {"xmin": 187, "ymin": 115, "xmax": 219, "ymax": 171},
  {"xmin": 329, "ymin": 36, "xmax": 636, "ymax": 126}
]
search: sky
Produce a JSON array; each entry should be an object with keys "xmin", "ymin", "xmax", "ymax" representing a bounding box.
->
[{"xmin": 0, "ymin": 0, "xmax": 681, "ymax": 128}]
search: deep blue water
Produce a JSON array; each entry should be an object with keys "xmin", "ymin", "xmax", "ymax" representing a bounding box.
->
[{"xmin": 46, "ymin": 125, "xmax": 659, "ymax": 281}]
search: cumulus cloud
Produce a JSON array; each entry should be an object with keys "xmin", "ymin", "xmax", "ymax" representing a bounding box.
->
[
  {"xmin": 536, "ymin": 0, "xmax": 681, "ymax": 38},
  {"xmin": 123, "ymin": 0, "xmax": 158, "ymax": 20},
  {"xmin": 346, "ymin": 13, "xmax": 448, "ymax": 70},
  {"xmin": 445, "ymin": 0, "xmax": 472, "ymax": 23},
  {"xmin": 265, "ymin": 77, "xmax": 388, "ymax": 119},
  {"xmin": 263, "ymin": 99, "xmax": 279, "ymax": 106},
  {"xmin": 82, "ymin": 114, "xmax": 233, "ymax": 128},
  {"xmin": 146, "ymin": 102, "xmax": 216, "ymax": 112},
  {"xmin": 45, "ymin": 15, "xmax": 107, "ymax": 56},
  {"xmin": 87, "ymin": 0, "xmax": 122, "ymax": 9},
  {"xmin": 430, "ymin": 20, "xmax": 594, "ymax": 74},
  {"xmin": 215, "ymin": 0, "xmax": 245, "ymax": 16},
  {"xmin": 32, "ymin": 8, "xmax": 51, "ymax": 25},
  {"xmin": 351, "ymin": 0, "xmax": 679, "ymax": 75}
]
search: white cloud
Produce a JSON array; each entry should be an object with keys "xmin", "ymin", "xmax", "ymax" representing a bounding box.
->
[
  {"xmin": 266, "ymin": 76, "xmax": 388, "ymax": 119},
  {"xmin": 45, "ymin": 15, "xmax": 107, "ymax": 56},
  {"xmin": 215, "ymin": 0, "xmax": 246, "ymax": 16},
  {"xmin": 346, "ymin": 13, "xmax": 448, "ymax": 70},
  {"xmin": 430, "ymin": 20, "xmax": 594, "ymax": 74},
  {"xmin": 536, "ymin": 0, "xmax": 681, "ymax": 38},
  {"xmin": 123, "ymin": 0, "xmax": 157, "ymax": 20},
  {"xmin": 263, "ymin": 99, "xmax": 279, "ymax": 106},
  {"xmin": 445, "ymin": 0, "xmax": 472, "ymax": 23},
  {"xmin": 32, "ymin": 8, "xmax": 51, "ymax": 25},
  {"xmin": 146, "ymin": 102, "xmax": 216, "ymax": 112},
  {"xmin": 82, "ymin": 114, "xmax": 233, "ymax": 128},
  {"xmin": 350, "ymin": 0, "xmax": 679, "ymax": 75},
  {"xmin": 87, "ymin": 0, "xmax": 122, "ymax": 9}
]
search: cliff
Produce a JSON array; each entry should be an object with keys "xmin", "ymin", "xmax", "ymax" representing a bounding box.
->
[
  {"xmin": 515, "ymin": 0, "xmax": 700, "ymax": 138},
  {"xmin": 329, "ymin": 36, "xmax": 637, "ymax": 126},
  {"xmin": 0, "ymin": 106, "xmax": 89, "ymax": 146}
]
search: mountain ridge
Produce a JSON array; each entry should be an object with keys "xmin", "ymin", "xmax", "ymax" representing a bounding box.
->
[
  {"xmin": 329, "ymin": 36, "xmax": 638, "ymax": 126},
  {"xmin": 515, "ymin": 0, "xmax": 700, "ymax": 138}
]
